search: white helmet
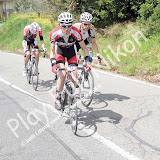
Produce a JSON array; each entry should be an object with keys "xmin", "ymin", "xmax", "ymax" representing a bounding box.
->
[
  {"xmin": 80, "ymin": 12, "xmax": 93, "ymax": 22},
  {"xmin": 30, "ymin": 22, "xmax": 39, "ymax": 34},
  {"xmin": 58, "ymin": 12, "xmax": 73, "ymax": 25}
]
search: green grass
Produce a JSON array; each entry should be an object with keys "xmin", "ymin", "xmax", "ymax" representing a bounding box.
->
[
  {"xmin": 0, "ymin": 13, "xmax": 160, "ymax": 77},
  {"xmin": 0, "ymin": 14, "xmax": 56, "ymax": 55}
]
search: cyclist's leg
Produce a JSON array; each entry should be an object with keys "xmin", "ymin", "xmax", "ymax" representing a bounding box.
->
[
  {"xmin": 56, "ymin": 46, "xmax": 66, "ymax": 92},
  {"xmin": 55, "ymin": 46, "xmax": 66, "ymax": 109},
  {"xmin": 67, "ymin": 46, "xmax": 78, "ymax": 86},
  {"xmin": 23, "ymin": 42, "xmax": 30, "ymax": 76},
  {"xmin": 33, "ymin": 38, "xmax": 39, "ymax": 65},
  {"xmin": 24, "ymin": 41, "xmax": 31, "ymax": 65}
]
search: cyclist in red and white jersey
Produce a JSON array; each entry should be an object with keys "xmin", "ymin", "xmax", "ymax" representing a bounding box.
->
[
  {"xmin": 50, "ymin": 12, "xmax": 91, "ymax": 110},
  {"xmin": 73, "ymin": 12, "xmax": 103, "ymax": 64},
  {"xmin": 22, "ymin": 22, "xmax": 47, "ymax": 76}
]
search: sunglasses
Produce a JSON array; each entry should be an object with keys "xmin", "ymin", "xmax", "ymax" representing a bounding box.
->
[
  {"xmin": 61, "ymin": 25, "xmax": 72, "ymax": 28},
  {"xmin": 82, "ymin": 22, "xmax": 91, "ymax": 26}
]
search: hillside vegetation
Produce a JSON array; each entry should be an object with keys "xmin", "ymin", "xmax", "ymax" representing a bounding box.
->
[{"xmin": 0, "ymin": 8, "xmax": 160, "ymax": 82}]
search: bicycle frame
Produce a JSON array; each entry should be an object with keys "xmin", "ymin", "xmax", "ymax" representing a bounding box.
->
[{"xmin": 55, "ymin": 65, "xmax": 78, "ymax": 134}]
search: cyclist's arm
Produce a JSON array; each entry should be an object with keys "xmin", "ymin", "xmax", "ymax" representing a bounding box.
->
[
  {"xmin": 50, "ymin": 43, "xmax": 56, "ymax": 59},
  {"xmin": 40, "ymin": 39, "xmax": 45, "ymax": 49},
  {"xmin": 22, "ymin": 36, "xmax": 28, "ymax": 49},
  {"xmin": 91, "ymin": 38, "xmax": 100, "ymax": 56},
  {"xmin": 78, "ymin": 40, "xmax": 89, "ymax": 57}
]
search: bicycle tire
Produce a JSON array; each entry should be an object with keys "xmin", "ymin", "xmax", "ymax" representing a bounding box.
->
[
  {"xmin": 27, "ymin": 61, "xmax": 32, "ymax": 84},
  {"xmin": 31, "ymin": 59, "xmax": 39, "ymax": 90},
  {"xmin": 68, "ymin": 83, "xmax": 78, "ymax": 135},
  {"xmin": 79, "ymin": 70, "xmax": 94, "ymax": 107}
]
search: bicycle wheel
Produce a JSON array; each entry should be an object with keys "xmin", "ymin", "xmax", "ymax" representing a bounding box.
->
[
  {"xmin": 68, "ymin": 84, "xmax": 78, "ymax": 134},
  {"xmin": 31, "ymin": 59, "xmax": 39, "ymax": 90},
  {"xmin": 27, "ymin": 62, "xmax": 32, "ymax": 84},
  {"xmin": 79, "ymin": 70, "xmax": 94, "ymax": 107}
]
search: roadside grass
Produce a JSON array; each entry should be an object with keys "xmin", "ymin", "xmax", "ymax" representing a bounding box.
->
[
  {"xmin": 95, "ymin": 22, "xmax": 160, "ymax": 76},
  {"xmin": 0, "ymin": 13, "xmax": 160, "ymax": 77},
  {"xmin": 0, "ymin": 13, "xmax": 57, "ymax": 57}
]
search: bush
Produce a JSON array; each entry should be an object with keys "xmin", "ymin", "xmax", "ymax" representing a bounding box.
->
[{"xmin": 138, "ymin": 0, "xmax": 160, "ymax": 35}]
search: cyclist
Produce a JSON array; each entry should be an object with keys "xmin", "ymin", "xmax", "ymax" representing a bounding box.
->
[
  {"xmin": 22, "ymin": 22, "xmax": 47, "ymax": 76},
  {"xmin": 73, "ymin": 12, "xmax": 103, "ymax": 64},
  {"xmin": 50, "ymin": 12, "xmax": 91, "ymax": 110}
]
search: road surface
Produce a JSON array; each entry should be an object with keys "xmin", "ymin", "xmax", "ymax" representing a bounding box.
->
[{"xmin": 0, "ymin": 50, "xmax": 160, "ymax": 160}]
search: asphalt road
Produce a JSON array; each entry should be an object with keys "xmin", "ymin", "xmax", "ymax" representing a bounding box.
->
[{"xmin": 0, "ymin": 50, "xmax": 160, "ymax": 160}]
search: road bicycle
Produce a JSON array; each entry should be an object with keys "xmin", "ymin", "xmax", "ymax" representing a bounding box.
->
[
  {"xmin": 26, "ymin": 49, "xmax": 46, "ymax": 90},
  {"xmin": 55, "ymin": 65, "xmax": 78, "ymax": 134}
]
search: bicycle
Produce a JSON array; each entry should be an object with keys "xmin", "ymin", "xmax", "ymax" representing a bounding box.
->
[
  {"xmin": 26, "ymin": 49, "xmax": 46, "ymax": 90},
  {"xmin": 55, "ymin": 65, "xmax": 78, "ymax": 134}
]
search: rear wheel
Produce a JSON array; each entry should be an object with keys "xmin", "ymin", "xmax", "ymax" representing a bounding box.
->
[{"xmin": 31, "ymin": 59, "xmax": 39, "ymax": 90}]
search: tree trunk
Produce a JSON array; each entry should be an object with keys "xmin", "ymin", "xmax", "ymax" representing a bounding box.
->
[{"xmin": 68, "ymin": 0, "xmax": 76, "ymax": 11}]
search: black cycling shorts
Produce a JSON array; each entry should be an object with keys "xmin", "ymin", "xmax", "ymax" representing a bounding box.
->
[{"xmin": 55, "ymin": 45, "xmax": 78, "ymax": 66}]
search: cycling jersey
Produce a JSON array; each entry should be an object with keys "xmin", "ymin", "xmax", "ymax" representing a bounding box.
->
[
  {"xmin": 50, "ymin": 26, "xmax": 83, "ymax": 48},
  {"xmin": 50, "ymin": 26, "xmax": 83, "ymax": 65},
  {"xmin": 23, "ymin": 25, "xmax": 43, "ymax": 41},
  {"xmin": 73, "ymin": 23, "xmax": 95, "ymax": 46}
]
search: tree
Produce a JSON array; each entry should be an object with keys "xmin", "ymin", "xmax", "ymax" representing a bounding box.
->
[{"xmin": 13, "ymin": 0, "xmax": 53, "ymax": 15}]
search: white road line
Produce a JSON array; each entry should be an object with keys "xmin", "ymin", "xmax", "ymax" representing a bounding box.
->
[
  {"xmin": 0, "ymin": 77, "xmax": 59, "ymax": 115},
  {"xmin": 83, "ymin": 127, "xmax": 140, "ymax": 160},
  {"xmin": 93, "ymin": 68, "xmax": 160, "ymax": 89},
  {"xmin": 0, "ymin": 77, "xmax": 141, "ymax": 160}
]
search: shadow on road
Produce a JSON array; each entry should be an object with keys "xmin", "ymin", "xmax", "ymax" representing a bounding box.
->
[
  {"xmin": 36, "ymin": 79, "xmax": 56, "ymax": 92},
  {"xmin": 93, "ymin": 92, "xmax": 130, "ymax": 102},
  {"xmin": 76, "ymin": 92, "xmax": 130, "ymax": 137}
]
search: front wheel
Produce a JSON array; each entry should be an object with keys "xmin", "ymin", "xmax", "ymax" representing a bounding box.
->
[
  {"xmin": 79, "ymin": 70, "xmax": 94, "ymax": 107},
  {"xmin": 69, "ymin": 96, "xmax": 78, "ymax": 135},
  {"xmin": 27, "ymin": 63, "xmax": 32, "ymax": 84},
  {"xmin": 68, "ymin": 83, "xmax": 78, "ymax": 135},
  {"xmin": 31, "ymin": 59, "xmax": 39, "ymax": 90}
]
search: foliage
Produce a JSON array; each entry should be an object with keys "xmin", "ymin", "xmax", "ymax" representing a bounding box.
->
[
  {"xmin": 138, "ymin": 0, "xmax": 160, "ymax": 35},
  {"xmin": 13, "ymin": 0, "xmax": 53, "ymax": 14},
  {"xmin": 75, "ymin": 0, "xmax": 145, "ymax": 27}
]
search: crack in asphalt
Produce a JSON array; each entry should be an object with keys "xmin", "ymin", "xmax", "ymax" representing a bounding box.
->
[{"xmin": 126, "ymin": 111, "xmax": 160, "ymax": 152}]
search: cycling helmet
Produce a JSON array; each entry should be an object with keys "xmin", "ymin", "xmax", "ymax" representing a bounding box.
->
[
  {"xmin": 80, "ymin": 12, "xmax": 93, "ymax": 22},
  {"xmin": 58, "ymin": 12, "xmax": 73, "ymax": 25},
  {"xmin": 30, "ymin": 22, "xmax": 39, "ymax": 34}
]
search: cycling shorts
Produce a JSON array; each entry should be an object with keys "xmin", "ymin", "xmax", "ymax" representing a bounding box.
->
[
  {"xmin": 26, "ymin": 38, "xmax": 39, "ymax": 49},
  {"xmin": 55, "ymin": 45, "xmax": 78, "ymax": 66}
]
